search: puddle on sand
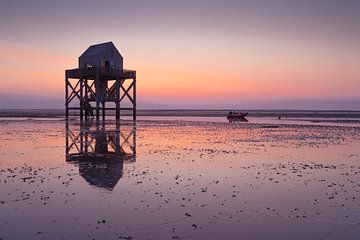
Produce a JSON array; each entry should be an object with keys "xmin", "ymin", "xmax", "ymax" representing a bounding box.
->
[{"xmin": 0, "ymin": 119, "xmax": 359, "ymax": 240}]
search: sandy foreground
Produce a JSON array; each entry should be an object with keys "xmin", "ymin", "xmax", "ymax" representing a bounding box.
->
[{"xmin": 0, "ymin": 119, "xmax": 359, "ymax": 240}]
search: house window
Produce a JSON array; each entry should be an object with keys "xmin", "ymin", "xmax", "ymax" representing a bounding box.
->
[{"xmin": 105, "ymin": 61, "xmax": 110, "ymax": 69}]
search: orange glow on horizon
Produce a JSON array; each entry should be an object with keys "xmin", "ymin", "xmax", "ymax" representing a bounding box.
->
[{"xmin": 1, "ymin": 42, "xmax": 359, "ymax": 101}]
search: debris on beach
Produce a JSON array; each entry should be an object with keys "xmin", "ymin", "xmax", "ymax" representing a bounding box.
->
[{"xmin": 0, "ymin": 120, "xmax": 359, "ymax": 239}]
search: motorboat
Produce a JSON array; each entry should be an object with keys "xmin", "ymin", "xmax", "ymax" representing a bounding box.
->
[{"xmin": 227, "ymin": 111, "xmax": 248, "ymax": 122}]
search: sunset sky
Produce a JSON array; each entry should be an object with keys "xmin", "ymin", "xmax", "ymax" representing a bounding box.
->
[{"xmin": 0, "ymin": 0, "xmax": 359, "ymax": 109}]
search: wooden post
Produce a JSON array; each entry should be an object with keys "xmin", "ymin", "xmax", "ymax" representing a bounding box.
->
[
  {"xmin": 80, "ymin": 119, "xmax": 84, "ymax": 152},
  {"xmin": 95, "ymin": 71, "xmax": 100, "ymax": 121},
  {"xmin": 65, "ymin": 76, "xmax": 69, "ymax": 119},
  {"xmin": 115, "ymin": 77, "xmax": 120, "ymax": 121},
  {"xmin": 80, "ymin": 78, "xmax": 83, "ymax": 121},
  {"xmin": 84, "ymin": 79, "xmax": 88, "ymax": 121}
]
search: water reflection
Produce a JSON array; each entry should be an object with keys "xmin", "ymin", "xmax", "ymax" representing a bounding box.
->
[{"xmin": 65, "ymin": 120, "xmax": 136, "ymax": 190}]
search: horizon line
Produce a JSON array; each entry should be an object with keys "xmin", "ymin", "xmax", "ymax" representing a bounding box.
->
[{"xmin": 1, "ymin": 108, "xmax": 360, "ymax": 112}]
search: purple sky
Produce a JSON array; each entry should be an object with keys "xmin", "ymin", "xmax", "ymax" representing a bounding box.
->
[{"xmin": 0, "ymin": 0, "xmax": 359, "ymax": 109}]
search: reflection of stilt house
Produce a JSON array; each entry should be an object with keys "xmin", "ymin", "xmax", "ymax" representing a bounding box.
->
[
  {"xmin": 65, "ymin": 42, "xmax": 136, "ymax": 121},
  {"xmin": 65, "ymin": 121, "xmax": 136, "ymax": 190}
]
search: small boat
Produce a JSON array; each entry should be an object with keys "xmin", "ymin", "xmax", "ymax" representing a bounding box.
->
[{"xmin": 227, "ymin": 111, "xmax": 248, "ymax": 122}]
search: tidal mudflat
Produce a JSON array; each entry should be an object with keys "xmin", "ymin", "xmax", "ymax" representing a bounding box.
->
[{"xmin": 0, "ymin": 119, "xmax": 359, "ymax": 240}]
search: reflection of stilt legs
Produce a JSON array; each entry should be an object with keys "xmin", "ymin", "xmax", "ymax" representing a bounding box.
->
[
  {"xmin": 132, "ymin": 121, "xmax": 136, "ymax": 156},
  {"xmin": 65, "ymin": 120, "xmax": 136, "ymax": 161},
  {"xmin": 65, "ymin": 120, "xmax": 69, "ymax": 155}
]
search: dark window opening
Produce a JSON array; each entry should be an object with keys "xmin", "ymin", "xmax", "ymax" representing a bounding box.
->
[{"xmin": 105, "ymin": 60, "xmax": 110, "ymax": 69}]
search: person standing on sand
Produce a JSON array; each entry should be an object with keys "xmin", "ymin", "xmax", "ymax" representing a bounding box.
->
[{"xmin": 81, "ymin": 97, "xmax": 93, "ymax": 117}]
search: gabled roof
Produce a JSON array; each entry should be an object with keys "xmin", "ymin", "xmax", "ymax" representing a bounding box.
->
[{"xmin": 80, "ymin": 42, "xmax": 122, "ymax": 57}]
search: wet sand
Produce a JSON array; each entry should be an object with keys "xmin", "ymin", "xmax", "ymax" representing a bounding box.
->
[
  {"xmin": 0, "ymin": 119, "xmax": 359, "ymax": 239},
  {"xmin": 1, "ymin": 109, "xmax": 360, "ymax": 119}
]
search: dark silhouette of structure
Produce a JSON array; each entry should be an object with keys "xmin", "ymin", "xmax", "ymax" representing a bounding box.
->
[
  {"xmin": 226, "ymin": 111, "xmax": 248, "ymax": 122},
  {"xmin": 65, "ymin": 120, "xmax": 136, "ymax": 190},
  {"xmin": 77, "ymin": 159, "xmax": 124, "ymax": 191},
  {"xmin": 65, "ymin": 42, "xmax": 136, "ymax": 121}
]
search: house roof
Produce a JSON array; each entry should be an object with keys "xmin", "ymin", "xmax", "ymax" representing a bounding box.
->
[{"xmin": 80, "ymin": 42, "xmax": 121, "ymax": 58}]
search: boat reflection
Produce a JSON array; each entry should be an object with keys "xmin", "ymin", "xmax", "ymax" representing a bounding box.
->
[{"xmin": 65, "ymin": 120, "xmax": 136, "ymax": 190}]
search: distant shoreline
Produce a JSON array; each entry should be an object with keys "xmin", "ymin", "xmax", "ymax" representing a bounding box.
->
[{"xmin": 1, "ymin": 109, "xmax": 360, "ymax": 119}]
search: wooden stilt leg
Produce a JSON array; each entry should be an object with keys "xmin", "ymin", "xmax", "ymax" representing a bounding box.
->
[
  {"xmin": 80, "ymin": 78, "xmax": 83, "ymax": 121},
  {"xmin": 85, "ymin": 79, "xmax": 88, "ymax": 121},
  {"xmin": 133, "ymin": 76, "xmax": 136, "ymax": 121},
  {"xmin": 95, "ymin": 73, "xmax": 100, "ymax": 121},
  {"xmin": 116, "ymin": 77, "xmax": 120, "ymax": 121},
  {"xmin": 65, "ymin": 76, "xmax": 69, "ymax": 119}
]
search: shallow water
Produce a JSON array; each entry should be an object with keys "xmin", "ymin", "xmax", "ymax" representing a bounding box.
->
[{"xmin": 0, "ymin": 119, "xmax": 359, "ymax": 240}]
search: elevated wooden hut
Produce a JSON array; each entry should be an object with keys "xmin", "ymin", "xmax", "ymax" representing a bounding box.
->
[{"xmin": 65, "ymin": 42, "xmax": 136, "ymax": 121}]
